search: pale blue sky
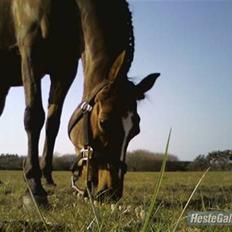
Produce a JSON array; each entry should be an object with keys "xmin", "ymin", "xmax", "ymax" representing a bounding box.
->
[{"xmin": 0, "ymin": 1, "xmax": 231, "ymax": 160}]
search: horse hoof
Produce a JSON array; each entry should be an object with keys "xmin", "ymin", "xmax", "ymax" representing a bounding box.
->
[
  {"xmin": 23, "ymin": 194, "xmax": 49, "ymax": 210},
  {"xmin": 44, "ymin": 177, "xmax": 57, "ymax": 187},
  {"xmin": 46, "ymin": 182, "xmax": 57, "ymax": 187}
]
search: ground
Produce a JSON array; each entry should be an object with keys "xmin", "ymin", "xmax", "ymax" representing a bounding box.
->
[{"xmin": 0, "ymin": 171, "xmax": 232, "ymax": 231}]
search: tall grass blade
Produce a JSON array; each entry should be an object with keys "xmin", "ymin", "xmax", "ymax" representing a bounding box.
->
[
  {"xmin": 172, "ymin": 167, "xmax": 210, "ymax": 232},
  {"xmin": 140, "ymin": 128, "xmax": 172, "ymax": 232},
  {"xmin": 200, "ymin": 191, "xmax": 206, "ymax": 211},
  {"xmin": 23, "ymin": 170, "xmax": 48, "ymax": 232},
  {"xmin": 86, "ymin": 187, "xmax": 101, "ymax": 231}
]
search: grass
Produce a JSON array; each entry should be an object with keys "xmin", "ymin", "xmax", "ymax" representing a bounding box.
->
[
  {"xmin": 141, "ymin": 128, "xmax": 172, "ymax": 232},
  {"xmin": 172, "ymin": 167, "xmax": 210, "ymax": 232},
  {"xmin": 1, "ymin": 171, "xmax": 232, "ymax": 231}
]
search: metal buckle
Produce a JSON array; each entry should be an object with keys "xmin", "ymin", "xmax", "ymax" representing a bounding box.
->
[
  {"xmin": 80, "ymin": 146, "xmax": 93, "ymax": 160},
  {"xmin": 71, "ymin": 146, "xmax": 93, "ymax": 196},
  {"xmin": 80, "ymin": 102, "xmax": 92, "ymax": 113}
]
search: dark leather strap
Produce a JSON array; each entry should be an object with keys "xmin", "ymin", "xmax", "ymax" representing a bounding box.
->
[
  {"xmin": 69, "ymin": 79, "xmax": 128, "ymax": 195},
  {"xmin": 68, "ymin": 80, "xmax": 109, "ymax": 138},
  {"xmin": 83, "ymin": 112, "xmax": 90, "ymax": 147}
]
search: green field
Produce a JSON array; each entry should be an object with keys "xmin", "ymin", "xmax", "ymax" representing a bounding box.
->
[{"xmin": 1, "ymin": 171, "xmax": 232, "ymax": 231}]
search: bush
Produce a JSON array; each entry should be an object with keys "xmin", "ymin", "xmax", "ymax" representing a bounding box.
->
[
  {"xmin": 0, "ymin": 154, "xmax": 23, "ymax": 170},
  {"xmin": 187, "ymin": 150, "xmax": 232, "ymax": 171},
  {"xmin": 126, "ymin": 149, "xmax": 185, "ymax": 171},
  {"xmin": 53, "ymin": 154, "xmax": 76, "ymax": 170}
]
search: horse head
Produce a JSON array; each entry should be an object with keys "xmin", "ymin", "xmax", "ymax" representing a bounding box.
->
[{"xmin": 69, "ymin": 51, "xmax": 159, "ymax": 201}]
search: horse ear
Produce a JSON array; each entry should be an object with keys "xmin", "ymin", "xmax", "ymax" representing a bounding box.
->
[
  {"xmin": 108, "ymin": 50, "xmax": 126, "ymax": 81},
  {"xmin": 136, "ymin": 73, "xmax": 160, "ymax": 100}
]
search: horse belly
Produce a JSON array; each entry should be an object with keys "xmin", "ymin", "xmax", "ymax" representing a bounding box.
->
[
  {"xmin": 0, "ymin": 0, "xmax": 17, "ymax": 50},
  {"xmin": 0, "ymin": 1, "xmax": 22, "ymax": 86},
  {"xmin": 0, "ymin": 49, "xmax": 22, "ymax": 86}
]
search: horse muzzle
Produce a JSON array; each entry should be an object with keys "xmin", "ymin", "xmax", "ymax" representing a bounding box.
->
[{"xmin": 71, "ymin": 149, "xmax": 127, "ymax": 202}]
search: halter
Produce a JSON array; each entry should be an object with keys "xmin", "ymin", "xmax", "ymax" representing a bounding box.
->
[{"xmin": 68, "ymin": 80, "xmax": 127, "ymax": 197}]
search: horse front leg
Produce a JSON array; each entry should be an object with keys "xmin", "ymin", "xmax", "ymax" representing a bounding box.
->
[
  {"xmin": 40, "ymin": 72, "xmax": 75, "ymax": 185},
  {"xmin": 20, "ymin": 45, "xmax": 47, "ymax": 203}
]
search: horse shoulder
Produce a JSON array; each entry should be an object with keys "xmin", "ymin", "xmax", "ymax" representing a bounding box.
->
[{"xmin": 11, "ymin": 0, "xmax": 50, "ymax": 44}]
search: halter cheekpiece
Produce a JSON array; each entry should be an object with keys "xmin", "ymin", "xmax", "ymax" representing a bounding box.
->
[{"xmin": 68, "ymin": 80, "xmax": 127, "ymax": 197}]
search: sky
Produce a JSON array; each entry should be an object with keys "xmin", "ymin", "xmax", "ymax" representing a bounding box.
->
[{"xmin": 0, "ymin": 0, "xmax": 231, "ymax": 161}]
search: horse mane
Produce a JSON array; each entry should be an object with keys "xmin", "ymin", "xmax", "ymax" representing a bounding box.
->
[
  {"xmin": 94, "ymin": 0, "xmax": 134, "ymax": 76},
  {"xmin": 119, "ymin": 0, "xmax": 135, "ymax": 75}
]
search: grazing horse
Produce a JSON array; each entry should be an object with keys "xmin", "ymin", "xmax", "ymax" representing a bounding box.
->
[{"xmin": 0, "ymin": 0, "xmax": 159, "ymax": 203}]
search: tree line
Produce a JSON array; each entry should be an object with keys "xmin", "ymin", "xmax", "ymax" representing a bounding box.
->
[
  {"xmin": 188, "ymin": 150, "xmax": 232, "ymax": 171},
  {"xmin": 0, "ymin": 150, "xmax": 231, "ymax": 171}
]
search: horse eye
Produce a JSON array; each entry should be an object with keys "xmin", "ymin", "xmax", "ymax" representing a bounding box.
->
[{"xmin": 99, "ymin": 118, "xmax": 110, "ymax": 131}]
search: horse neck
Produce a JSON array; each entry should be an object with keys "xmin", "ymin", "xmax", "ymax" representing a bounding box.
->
[
  {"xmin": 80, "ymin": 54, "xmax": 110, "ymax": 100},
  {"xmin": 76, "ymin": 0, "xmax": 133, "ymax": 99}
]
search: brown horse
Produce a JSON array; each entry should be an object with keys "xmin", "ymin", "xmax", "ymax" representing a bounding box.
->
[{"xmin": 0, "ymin": 0, "xmax": 159, "ymax": 203}]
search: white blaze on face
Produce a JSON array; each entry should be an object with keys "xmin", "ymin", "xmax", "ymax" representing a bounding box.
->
[{"xmin": 120, "ymin": 111, "xmax": 134, "ymax": 164}]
